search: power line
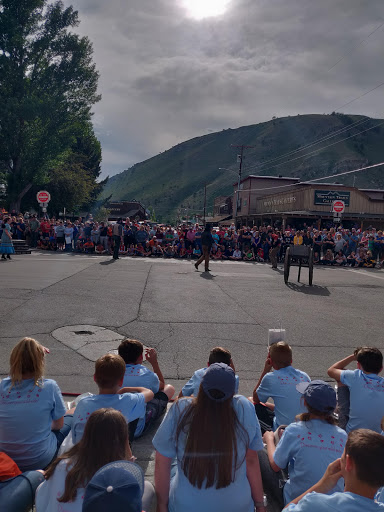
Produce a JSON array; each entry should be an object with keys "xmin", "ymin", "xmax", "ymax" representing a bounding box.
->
[
  {"xmin": 334, "ymin": 80, "xmax": 384, "ymax": 111},
  {"xmin": 244, "ymin": 119, "xmax": 384, "ymax": 175},
  {"xmin": 234, "ymin": 161, "xmax": 384, "ymax": 194},
  {"xmin": 327, "ymin": 21, "xmax": 384, "ymax": 72},
  {"xmin": 252, "ymin": 116, "xmax": 370, "ymax": 170}
]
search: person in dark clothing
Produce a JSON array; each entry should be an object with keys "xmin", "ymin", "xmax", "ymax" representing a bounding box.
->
[
  {"xmin": 194, "ymin": 224, "xmax": 213, "ymax": 272},
  {"xmin": 112, "ymin": 218, "xmax": 123, "ymax": 260}
]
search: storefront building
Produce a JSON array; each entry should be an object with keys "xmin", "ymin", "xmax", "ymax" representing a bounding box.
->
[{"xmin": 234, "ymin": 177, "xmax": 384, "ymax": 229}]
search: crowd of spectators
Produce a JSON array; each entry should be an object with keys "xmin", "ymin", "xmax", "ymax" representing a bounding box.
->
[
  {"xmin": 0, "ymin": 336, "xmax": 384, "ymax": 511},
  {"xmin": 1, "ymin": 212, "xmax": 384, "ymax": 268}
]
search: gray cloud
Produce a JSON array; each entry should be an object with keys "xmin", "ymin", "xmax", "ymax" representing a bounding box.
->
[{"xmin": 63, "ymin": 0, "xmax": 384, "ymax": 177}]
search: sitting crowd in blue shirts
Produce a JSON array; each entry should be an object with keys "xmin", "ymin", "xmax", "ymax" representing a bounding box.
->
[{"xmin": 0, "ymin": 337, "xmax": 384, "ymax": 512}]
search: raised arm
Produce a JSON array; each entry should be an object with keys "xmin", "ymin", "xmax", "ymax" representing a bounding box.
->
[
  {"xmin": 327, "ymin": 353, "xmax": 356, "ymax": 382},
  {"xmin": 145, "ymin": 348, "xmax": 165, "ymax": 390},
  {"xmin": 119, "ymin": 386, "xmax": 154, "ymax": 403},
  {"xmin": 252, "ymin": 356, "xmax": 272, "ymax": 404}
]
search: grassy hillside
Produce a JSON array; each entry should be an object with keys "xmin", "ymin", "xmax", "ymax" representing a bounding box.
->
[{"xmin": 101, "ymin": 113, "xmax": 384, "ymax": 222}]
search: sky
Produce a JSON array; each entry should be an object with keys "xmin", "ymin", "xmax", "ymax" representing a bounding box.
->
[{"xmin": 63, "ymin": 0, "xmax": 384, "ymax": 178}]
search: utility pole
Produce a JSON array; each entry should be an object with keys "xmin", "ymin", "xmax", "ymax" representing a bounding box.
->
[
  {"xmin": 203, "ymin": 183, "xmax": 207, "ymax": 225},
  {"xmin": 230, "ymin": 144, "xmax": 255, "ymax": 224}
]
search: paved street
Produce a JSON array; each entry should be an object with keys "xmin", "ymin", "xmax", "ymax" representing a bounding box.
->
[
  {"xmin": 1, "ymin": 252, "xmax": 383, "ymax": 394},
  {"xmin": 1, "ymin": 252, "xmax": 383, "ymax": 490}
]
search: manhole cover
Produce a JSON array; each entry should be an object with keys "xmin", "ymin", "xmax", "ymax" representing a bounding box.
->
[{"xmin": 52, "ymin": 325, "xmax": 125, "ymax": 361}]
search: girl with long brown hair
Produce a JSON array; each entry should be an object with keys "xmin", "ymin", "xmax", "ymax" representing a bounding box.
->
[
  {"xmin": 153, "ymin": 363, "xmax": 266, "ymax": 512},
  {"xmin": 0, "ymin": 337, "xmax": 69, "ymax": 471},
  {"xmin": 36, "ymin": 408, "xmax": 144, "ymax": 511}
]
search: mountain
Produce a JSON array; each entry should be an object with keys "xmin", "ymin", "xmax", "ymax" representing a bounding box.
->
[{"xmin": 101, "ymin": 113, "xmax": 384, "ymax": 222}]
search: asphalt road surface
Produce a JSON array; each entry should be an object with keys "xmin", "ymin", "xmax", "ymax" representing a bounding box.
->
[{"xmin": 1, "ymin": 252, "xmax": 383, "ymax": 396}]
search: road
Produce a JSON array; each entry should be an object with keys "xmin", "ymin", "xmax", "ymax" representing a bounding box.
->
[{"xmin": 1, "ymin": 252, "xmax": 383, "ymax": 396}]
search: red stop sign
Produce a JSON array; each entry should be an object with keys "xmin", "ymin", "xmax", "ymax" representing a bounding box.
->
[
  {"xmin": 332, "ymin": 200, "xmax": 345, "ymax": 213},
  {"xmin": 37, "ymin": 191, "xmax": 51, "ymax": 203}
]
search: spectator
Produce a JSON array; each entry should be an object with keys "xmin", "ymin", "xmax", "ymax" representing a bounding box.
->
[
  {"xmin": 0, "ymin": 338, "xmax": 70, "ymax": 471},
  {"xmin": 153, "ymin": 363, "xmax": 266, "ymax": 512},
  {"xmin": 283, "ymin": 429, "xmax": 384, "ymax": 511},
  {"xmin": 334, "ymin": 250, "xmax": 347, "ymax": 266},
  {"xmin": 55, "ymin": 221, "xmax": 65, "ymax": 251},
  {"xmin": 83, "ymin": 458, "xmax": 155, "ymax": 512},
  {"xmin": 35, "ymin": 409, "xmax": 141, "ymax": 511},
  {"xmin": 328, "ymin": 347, "xmax": 384, "ymax": 432},
  {"xmin": 0, "ymin": 217, "xmax": 15, "ymax": 260},
  {"xmin": 118, "ymin": 339, "xmax": 175, "ymax": 438},
  {"xmin": 252, "ymin": 342, "xmax": 311, "ymax": 431},
  {"xmin": 230, "ymin": 246, "xmax": 243, "ymax": 260},
  {"xmin": 262, "ymin": 380, "xmax": 347, "ymax": 507},
  {"xmin": 71, "ymin": 354, "xmax": 154, "ymax": 445},
  {"xmin": 179, "ymin": 346, "xmax": 239, "ymax": 398}
]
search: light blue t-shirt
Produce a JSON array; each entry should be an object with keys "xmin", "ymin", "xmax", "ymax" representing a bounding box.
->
[
  {"xmin": 0, "ymin": 377, "xmax": 66, "ymax": 471},
  {"xmin": 35, "ymin": 459, "xmax": 84, "ymax": 511},
  {"xmin": 182, "ymin": 367, "xmax": 240, "ymax": 397},
  {"xmin": 285, "ymin": 491, "xmax": 384, "ymax": 511},
  {"xmin": 256, "ymin": 366, "xmax": 311, "ymax": 428},
  {"xmin": 71, "ymin": 393, "xmax": 146, "ymax": 444},
  {"xmin": 122, "ymin": 364, "xmax": 160, "ymax": 394},
  {"xmin": 340, "ymin": 369, "xmax": 384, "ymax": 433},
  {"xmin": 153, "ymin": 395, "xmax": 263, "ymax": 512},
  {"xmin": 273, "ymin": 420, "xmax": 347, "ymax": 504}
]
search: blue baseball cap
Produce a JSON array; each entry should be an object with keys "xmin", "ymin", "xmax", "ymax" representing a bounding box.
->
[
  {"xmin": 202, "ymin": 363, "xmax": 235, "ymax": 402},
  {"xmin": 83, "ymin": 461, "xmax": 143, "ymax": 512},
  {"xmin": 296, "ymin": 380, "xmax": 337, "ymax": 413}
]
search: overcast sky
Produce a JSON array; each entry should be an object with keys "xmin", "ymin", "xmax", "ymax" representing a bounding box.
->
[{"xmin": 63, "ymin": 0, "xmax": 384, "ymax": 178}]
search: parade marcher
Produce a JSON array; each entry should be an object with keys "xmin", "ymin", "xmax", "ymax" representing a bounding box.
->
[
  {"xmin": 112, "ymin": 218, "xmax": 123, "ymax": 260},
  {"xmin": 194, "ymin": 224, "xmax": 213, "ymax": 272}
]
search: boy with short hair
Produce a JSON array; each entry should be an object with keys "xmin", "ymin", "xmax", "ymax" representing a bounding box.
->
[
  {"xmin": 179, "ymin": 346, "xmax": 239, "ymax": 397},
  {"xmin": 118, "ymin": 339, "xmax": 175, "ymax": 437},
  {"xmin": 252, "ymin": 342, "xmax": 311, "ymax": 429},
  {"xmin": 71, "ymin": 354, "xmax": 154, "ymax": 444},
  {"xmin": 327, "ymin": 347, "xmax": 384, "ymax": 432},
  {"xmin": 284, "ymin": 429, "xmax": 384, "ymax": 510}
]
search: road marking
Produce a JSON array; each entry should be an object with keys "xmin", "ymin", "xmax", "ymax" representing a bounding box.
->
[{"xmin": 345, "ymin": 269, "xmax": 384, "ymax": 281}]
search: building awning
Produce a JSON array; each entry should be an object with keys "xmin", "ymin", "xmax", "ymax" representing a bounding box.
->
[
  {"xmin": 248, "ymin": 210, "xmax": 384, "ymax": 220},
  {"xmin": 204, "ymin": 214, "xmax": 232, "ymax": 223}
]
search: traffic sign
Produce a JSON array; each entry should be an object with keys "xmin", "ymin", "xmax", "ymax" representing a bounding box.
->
[
  {"xmin": 37, "ymin": 191, "xmax": 51, "ymax": 203},
  {"xmin": 332, "ymin": 200, "xmax": 345, "ymax": 214}
]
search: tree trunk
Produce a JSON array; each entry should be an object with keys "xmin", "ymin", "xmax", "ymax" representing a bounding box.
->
[{"xmin": 9, "ymin": 182, "xmax": 32, "ymax": 213}]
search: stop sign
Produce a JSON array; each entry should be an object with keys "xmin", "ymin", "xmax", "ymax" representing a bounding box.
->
[
  {"xmin": 36, "ymin": 191, "xmax": 51, "ymax": 203},
  {"xmin": 332, "ymin": 200, "xmax": 345, "ymax": 214}
]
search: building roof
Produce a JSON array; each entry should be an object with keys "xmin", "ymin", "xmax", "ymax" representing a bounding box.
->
[{"xmin": 235, "ymin": 175, "xmax": 301, "ymax": 186}]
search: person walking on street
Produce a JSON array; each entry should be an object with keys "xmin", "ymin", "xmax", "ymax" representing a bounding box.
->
[
  {"xmin": 0, "ymin": 217, "xmax": 15, "ymax": 260},
  {"xmin": 112, "ymin": 218, "xmax": 123, "ymax": 260},
  {"xmin": 195, "ymin": 224, "xmax": 213, "ymax": 272}
]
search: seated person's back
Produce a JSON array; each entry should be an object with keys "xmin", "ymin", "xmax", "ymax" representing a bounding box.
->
[
  {"xmin": 254, "ymin": 342, "xmax": 310, "ymax": 428},
  {"xmin": 118, "ymin": 339, "xmax": 160, "ymax": 393},
  {"xmin": 71, "ymin": 354, "xmax": 153, "ymax": 444},
  {"xmin": 181, "ymin": 347, "xmax": 239, "ymax": 397},
  {"xmin": 0, "ymin": 337, "xmax": 67, "ymax": 471},
  {"xmin": 118, "ymin": 339, "xmax": 175, "ymax": 438},
  {"xmin": 328, "ymin": 347, "xmax": 384, "ymax": 433}
]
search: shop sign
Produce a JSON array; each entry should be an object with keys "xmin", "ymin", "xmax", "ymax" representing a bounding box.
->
[{"xmin": 314, "ymin": 190, "xmax": 350, "ymax": 206}]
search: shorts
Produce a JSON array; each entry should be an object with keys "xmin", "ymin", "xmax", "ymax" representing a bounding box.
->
[
  {"xmin": 56, "ymin": 237, "xmax": 65, "ymax": 244},
  {"xmin": 143, "ymin": 391, "xmax": 169, "ymax": 434}
]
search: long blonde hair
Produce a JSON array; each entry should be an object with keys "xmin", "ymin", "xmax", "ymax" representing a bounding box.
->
[{"xmin": 9, "ymin": 337, "xmax": 45, "ymax": 387}]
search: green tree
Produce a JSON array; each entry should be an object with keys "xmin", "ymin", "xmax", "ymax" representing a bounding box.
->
[{"xmin": 0, "ymin": 0, "xmax": 101, "ymax": 211}]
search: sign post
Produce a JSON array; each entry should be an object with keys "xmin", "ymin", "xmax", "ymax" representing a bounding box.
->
[
  {"xmin": 332, "ymin": 200, "xmax": 345, "ymax": 225},
  {"xmin": 36, "ymin": 191, "xmax": 51, "ymax": 216}
]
